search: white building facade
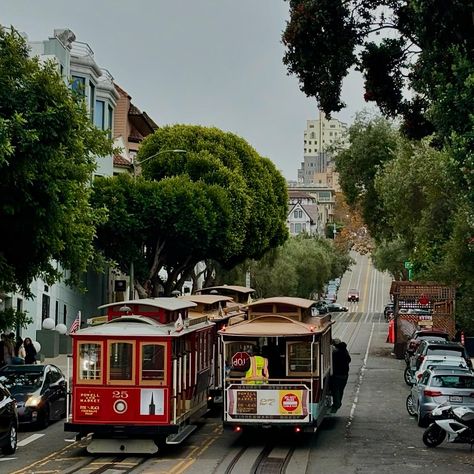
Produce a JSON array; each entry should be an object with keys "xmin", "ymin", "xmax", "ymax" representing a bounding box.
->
[{"xmin": 1, "ymin": 29, "xmax": 118, "ymax": 339}]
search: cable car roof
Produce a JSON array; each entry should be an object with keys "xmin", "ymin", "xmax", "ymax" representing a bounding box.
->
[
  {"xmin": 219, "ymin": 314, "xmax": 331, "ymax": 337},
  {"xmin": 180, "ymin": 294, "xmax": 233, "ymax": 304},
  {"xmin": 98, "ymin": 298, "xmax": 197, "ymax": 312},
  {"xmin": 73, "ymin": 315, "xmax": 212, "ymax": 337},
  {"xmin": 197, "ymin": 285, "xmax": 255, "ymax": 294},
  {"xmin": 245, "ymin": 297, "xmax": 317, "ymax": 309}
]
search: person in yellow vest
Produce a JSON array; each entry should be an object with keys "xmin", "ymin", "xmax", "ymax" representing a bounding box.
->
[{"xmin": 244, "ymin": 347, "xmax": 269, "ymax": 384}]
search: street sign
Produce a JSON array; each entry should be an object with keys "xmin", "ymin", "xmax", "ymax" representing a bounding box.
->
[
  {"xmin": 231, "ymin": 351, "xmax": 250, "ymax": 369},
  {"xmin": 404, "ymin": 261, "xmax": 413, "ymax": 270}
]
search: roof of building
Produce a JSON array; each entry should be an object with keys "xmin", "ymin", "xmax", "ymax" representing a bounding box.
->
[
  {"xmin": 287, "ymin": 203, "xmax": 319, "ymax": 224},
  {"xmin": 113, "ymin": 154, "xmax": 131, "ymax": 167},
  {"xmin": 288, "ymin": 190, "xmax": 313, "ymax": 199}
]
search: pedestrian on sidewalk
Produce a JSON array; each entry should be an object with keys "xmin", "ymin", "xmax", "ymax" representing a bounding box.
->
[
  {"xmin": 24, "ymin": 337, "xmax": 37, "ymax": 364},
  {"xmin": 2, "ymin": 333, "xmax": 14, "ymax": 366},
  {"xmin": 330, "ymin": 338, "xmax": 351, "ymax": 413}
]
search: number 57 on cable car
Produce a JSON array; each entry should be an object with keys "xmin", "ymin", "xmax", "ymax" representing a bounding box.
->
[{"xmin": 219, "ymin": 297, "xmax": 333, "ymax": 433}]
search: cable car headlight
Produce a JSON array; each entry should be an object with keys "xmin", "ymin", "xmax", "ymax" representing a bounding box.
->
[
  {"xmin": 26, "ymin": 395, "xmax": 41, "ymax": 407},
  {"xmin": 113, "ymin": 399, "xmax": 128, "ymax": 414}
]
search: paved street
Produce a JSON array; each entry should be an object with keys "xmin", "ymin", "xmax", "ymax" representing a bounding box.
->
[{"xmin": 3, "ymin": 253, "xmax": 473, "ymax": 473}]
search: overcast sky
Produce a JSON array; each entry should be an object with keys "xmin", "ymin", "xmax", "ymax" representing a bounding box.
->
[{"xmin": 2, "ymin": 0, "xmax": 368, "ymax": 180}]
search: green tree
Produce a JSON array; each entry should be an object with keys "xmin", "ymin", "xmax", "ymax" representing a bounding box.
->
[
  {"xmin": 282, "ymin": 1, "xmax": 474, "ymax": 142},
  {"xmin": 0, "ymin": 27, "xmax": 112, "ymax": 295},
  {"xmin": 140, "ymin": 125, "xmax": 289, "ymax": 265},
  {"xmin": 334, "ymin": 114, "xmax": 398, "ymax": 240},
  {"xmin": 375, "ymin": 139, "xmax": 460, "ymax": 278},
  {"xmin": 248, "ymin": 235, "xmax": 352, "ymax": 299},
  {"xmin": 91, "ymin": 125, "xmax": 288, "ymax": 296}
]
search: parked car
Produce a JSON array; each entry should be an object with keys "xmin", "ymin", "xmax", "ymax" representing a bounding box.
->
[
  {"xmin": 326, "ymin": 303, "xmax": 349, "ymax": 312},
  {"xmin": 325, "ymin": 292, "xmax": 337, "ymax": 303},
  {"xmin": 0, "ymin": 381, "xmax": 18, "ymax": 454},
  {"xmin": 314, "ymin": 301, "xmax": 329, "ymax": 314},
  {"xmin": 347, "ymin": 289, "xmax": 360, "ymax": 302},
  {"xmin": 408, "ymin": 367, "xmax": 474, "ymax": 427},
  {"xmin": 411, "ymin": 354, "xmax": 470, "ymax": 384},
  {"xmin": 0, "ymin": 364, "xmax": 67, "ymax": 428},
  {"xmin": 404, "ymin": 329, "xmax": 451, "ymax": 364},
  {"xmin": 406, "ymin": 340, "xmax": 473, "ymax": 384}
]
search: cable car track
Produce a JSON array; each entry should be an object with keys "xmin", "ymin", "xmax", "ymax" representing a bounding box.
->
[
  {"xmin": 224, "ymin": 442, "xmax": 295, "ymax": 474},
  {"xmin": 59, "ymin": 455, "xmax": 149, "ymax": 474}
]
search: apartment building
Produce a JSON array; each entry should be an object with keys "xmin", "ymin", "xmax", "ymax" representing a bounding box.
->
[
  {"xmin": 1, "ymin": 29, "xmax": 151, "ymax": 340},
  {"xmin": 298, "ymin": 111, "xmax": 348, "ymax": 189}
]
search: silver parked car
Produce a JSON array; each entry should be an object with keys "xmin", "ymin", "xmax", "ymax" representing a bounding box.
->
[{"xmin": 408, "ymin": 367, "xmax": 474, "ymax": 427}]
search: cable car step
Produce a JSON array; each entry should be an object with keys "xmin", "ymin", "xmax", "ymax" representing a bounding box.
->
[
  {"xmin": 86, "ymin": 438, "xmax": 158, "ymax": 454},
  {"xmin": 166, "ymin": 425, "xmax": 197, "ymax": 444}
]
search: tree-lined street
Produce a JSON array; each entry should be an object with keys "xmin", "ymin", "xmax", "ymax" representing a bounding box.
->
[{"xmin": 3, "ymin": 254, "xmax": 473, "ymax": 473}]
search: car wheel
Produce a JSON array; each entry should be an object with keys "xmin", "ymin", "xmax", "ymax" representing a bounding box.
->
[
  {"xmin": 403, "ymin": 367, "xmax": 413, "ymax": 386},
  {"xmin": 2, "ymin": 423, "xmax": 17, "ymax": 455},
  {"xmin": 406, "ymin": 394, "xmax": 417, "ymax": 417}
]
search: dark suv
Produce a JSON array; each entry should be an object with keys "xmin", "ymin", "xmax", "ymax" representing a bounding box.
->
[
  {"xmin": 404, "ymin": 329, "xmax": 451, "ymax": 364},
  {"xmin": 0, "ymin": 381, "xmax": 18, "ymax": 454},
  {"xmin": 411, "ymin": 340, "xmax": 472, "ymax": 372}
]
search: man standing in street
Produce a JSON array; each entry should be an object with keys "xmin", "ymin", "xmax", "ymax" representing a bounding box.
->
[{"xmin": 330, "ymin": 338, "xmax": 351, "ymax": 413}]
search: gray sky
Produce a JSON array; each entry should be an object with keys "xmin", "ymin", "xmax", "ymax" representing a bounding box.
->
[{"xmin": 2, "ymin": 0, "xmax": 368, "ymax": 180}]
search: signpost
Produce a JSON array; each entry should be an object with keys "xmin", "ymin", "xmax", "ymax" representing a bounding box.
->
[{"xmin": 404, "ymin": 261, "xmax": 414, "ymax": 281}]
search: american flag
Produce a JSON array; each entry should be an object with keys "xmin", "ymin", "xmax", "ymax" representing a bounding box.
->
[{"xmin": 69, "ymin": 311, "xmax": 81, "ymax": 334}]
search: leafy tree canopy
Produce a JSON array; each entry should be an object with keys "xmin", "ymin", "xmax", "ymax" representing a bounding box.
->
[
  {"xmin": 283, "ymin": 1, "xmax": 474, "ymax": 166},
  {"xmin": 244, "ymin": 235, "xmax": 353, "ymax": 299},
  {"xmin": 0, "ymin": 27, "xmax": 112, "ymax": 295},
  {"xmin": 91, "ymin": 125, "xmax": 288, "ymax": 296},
  {"xmin": 335, "ymin": 113, "xmax": 398, "ymax": 240},
  {"xmin": 139, "ymin": 125, "xmax": 289, "ymax": 265}
]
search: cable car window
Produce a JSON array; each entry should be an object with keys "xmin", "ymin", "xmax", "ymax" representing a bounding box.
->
[
  {"xmin": 287, "ymin": 342, "xmax": 312, "ymax": 375},
  {"xmin": 312, "ymin": 342, "xmax": 320, "ymax": 376},
  {"xmin": 108, "ymin": 341, "xmax": 135, "ymax": 384},
  {"xmin": 140, "ymin": 343, "xmax": 166, "ymax": 384},
  {"xmin": 322, "ymin": 331, "xmax": 331, "ymax": 374},
  {"xmin": 78, "ymin": 342, "xmax": 102, "ymax": 384}
]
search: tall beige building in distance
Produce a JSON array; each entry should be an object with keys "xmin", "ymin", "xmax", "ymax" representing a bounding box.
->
[{"xmin": 298, "ymin": 111, "xmax": 348, "ymax": 189}]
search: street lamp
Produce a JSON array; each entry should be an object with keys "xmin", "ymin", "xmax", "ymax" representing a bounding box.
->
[
  {"xmin": 132, "ymin": 149, "xmax": 187, "ymax": 178},
  {"xmin": 129, "ymin": 148, "xmax": 187, "ymax": 299}
]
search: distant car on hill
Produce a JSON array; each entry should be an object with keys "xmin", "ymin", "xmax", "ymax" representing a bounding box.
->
[{"xmin": 347, "ymin": 289, "xmax": 360, "ymax": 302}]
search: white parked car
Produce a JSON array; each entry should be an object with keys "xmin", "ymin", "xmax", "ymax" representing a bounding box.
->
[{"xmin": 412, "ymin": 355, "xmax": 469, "ymax": 384}]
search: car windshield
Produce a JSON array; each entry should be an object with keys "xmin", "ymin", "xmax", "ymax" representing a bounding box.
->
[
  {"xmin": 0, "ymin": 372, "xmax": 44, "ymax": 394},
  {"xmin": 430, "ymin": 375, "xmax": 474, "ymax": 388}
]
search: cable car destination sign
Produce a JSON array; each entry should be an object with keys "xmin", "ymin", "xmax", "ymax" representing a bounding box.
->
[{"xmin": 227, "ymin": 384, "xmax": 309, "ymax": 421}]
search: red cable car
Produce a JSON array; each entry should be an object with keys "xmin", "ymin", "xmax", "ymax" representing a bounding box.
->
[{"xmin": 64, "ymin": 298, "xmax": 215, "ymax": 454}]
